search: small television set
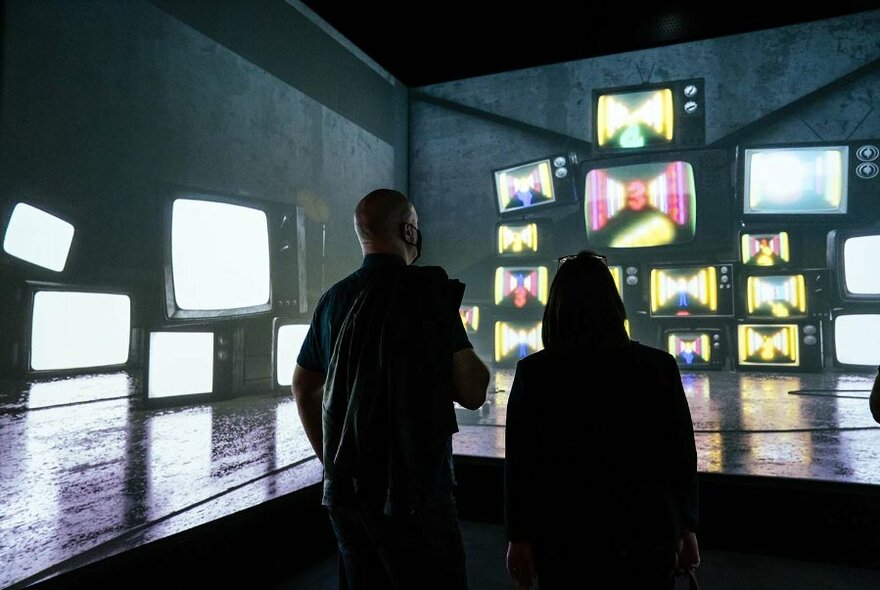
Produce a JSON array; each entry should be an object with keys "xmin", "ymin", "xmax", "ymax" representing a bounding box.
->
[
  {"xmin": 827, "ymin": 229, "xmax": 880, "ymax": 302},
  {"xmin": 745, "ymin": 274, "xmax": 807, "ymax": 319},
  {"xmin": 494, "ymin": 266, "xmax": 549, "ymax": 309},
  {"xmin": 497, "ymin": 222, "xmax": 539, "ymax": 255},
  {"xmin": 649, "ymin": 264, "xmax": 733, "ymax": 318},
  {"xmin": 738, "ymin": 141, "xmax": 880, "ymax": 220},
  {"xmin": 592, "ymin": 78, "xmax": 705, "ymax": 154},
  {"xmin": 23, "ymin": 283, "xmax": 131, "ymax": 374},
  {"xmin": 579, "ymin": 149, "xmax": 733, "ymax": 258},
  {"xmin": 831, "ymin": 312, "xmax": 880, "ymax": 370},
  {"xmin": 459, "ymin": 305, "xmax": 480, "ymax": 333},
  {"xmin": 664, "ymin": 328, "xmax": 725, "ymax": 370},
  {"xmin": 741, "ymin": 231, "xmax": 791, "ymax": 267},
  {"xmin": 272, "ymin": 318, "xmax": 310, "ymax": 390},
  {"xmin": 144, "ymin": 328, "xmax": 234, "ymax": 405},
  {"xmin": 735, "ymin": 322, "xmax": 822, "ymax": 371},
  {"xmin": 494, "ymin": 320, "xmax": 542, "ymax": 364},
  {"xmin": 493, "ymin": 155, "xmax": 576, "ymax": 216},
  {"xmin": 3, "ymin": 202, "xmax": 75, "ymax": 272},
  {"xmin": 164, "ymin": 192, "xmax": 273, "ymax": 321}
]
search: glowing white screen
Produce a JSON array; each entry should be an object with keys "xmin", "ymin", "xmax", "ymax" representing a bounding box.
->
[
  {"xmin": 835, "ymin": 315, "xmax": 880, "ymax": 366},
  {"xmin": 276, "ymin": 324, "xmax": 309, "ymax": 387},
  {"xmin": 31, "ymin": 291, "xmax": 130, "ymax": 371},
  {"xmin": 3, "ymin": 203, "xmax": 75, "ymax": 272},
  {"xmin": 171, "ymin": 198, "xmax": 271, "ymax": 311},
  {"xmin": 844, "ymin": 236, "xmax": 880, "ymax": 295},
  {"xmin": 148, "ymin": 332, "xmax": 214, "ymax": 398}
]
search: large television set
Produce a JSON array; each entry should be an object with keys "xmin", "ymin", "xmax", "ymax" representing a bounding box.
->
[
  {"xmin": 23, "ymin": 282, "xmax": 131, "ymax": 374},
  {"xmin": 738, "ymin": 141, "xmax": 880, "ymax": 220},
  {"xmin": 144, "ymin": 328, "xmax": 234, "ymax": 405},
  {"xmin": 827, "ymin": 229, "xmax": 880, "ymax": 302},
  {"xmin": 494, "ymin": 320, "xmax": 542, "ymax": 364},
  {"xmin": 579, "ymin": 149, "xmax": 733, "ymax": 258},
  {"xmin": 649, "ymin": 264, "xmax": 734, "ymax": 318},
  {"xmin": 735, "ymin": 322, "xmax": 822, "ymax": 372},
  {"xmin": 272, "ymin": 318, "xmax": 310, "ymax": 390},
  {"xmin": 494, "ymin": 266, "xmax": 549, "ymax": 309},
  {"xmin": 493, "ymin": 155, "xmax": 576, "ymax": 216},
  {"xmin": 592, "ymin": 78, "xmax": 705, "ymax": 154},
  {"xmin": 831, "ymin": 311, "xmax": 880, "ymax": 370},
  {"xmin": 164, "ymin": 192, "xmax": 273, "ymax": 321},
  {"xmin": 663, "ymin": 327, "xmax": 726, "ymax": 370},
  {"xmin": 2, "ymin": 202, "xmax": 75, "ymax": 272}
]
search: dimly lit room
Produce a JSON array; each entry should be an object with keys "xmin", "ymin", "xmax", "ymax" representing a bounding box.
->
[{"xmin": 3, "ymin": 1, "xmax": 880, "ymax": 588}]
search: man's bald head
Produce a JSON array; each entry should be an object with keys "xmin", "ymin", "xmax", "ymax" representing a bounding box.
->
[{"xmin": 354, "ymin": 189, "xmax": 416, "ymax": 244}]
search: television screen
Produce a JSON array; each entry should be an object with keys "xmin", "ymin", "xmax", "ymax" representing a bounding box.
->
[
  {"xmin": 666, "ymin": 331, "xmax": 718, "ymax": 368},
  {"xmin": 609, "ymin": 265, "xmax": 623, "ymax": 295},
  {"xmin": 834, "ymin": 314, "xmax": 880, "ymax": 367},
  {"xmin": 275, "ymin": 323, "xmax": 309, "ymax": 388},
  {"xmin": 843, "ymin": 235, "xmax": 880, "ymax": 297},
  {"xmin": 3, "ymin": 202, "xmax": 75, "ymax": 272},
  {"xmin": 147, "ymin": 332, "xmax": 214, "ymax": 398},
  {"xmin": 170, "ymin": 198, "xmax": 271, "ymax": 313},
  {"xmin": 743, "ymin": 146, "xmax": 847, "ymax": 214},
  {"xmin": 741, "ymin": 232, "xmax": 791, "ymax": 267},
  {"xmin": 459, "ymin": 306, "xmax": 480, "ymax": 332},
  {"xmin": 746, "ymin": 274, "xmax": 806, "ymax": 318},
  {"xmin": 30, "ymin": 291, "xmax": 130, "ymax": 371},
  {"xmin": 737, "ymin": 324, "xmax": 800, "ymax": 367},
  {"xmin": 494, "ymin": 321, "xmax": 542, "ymax": 363},
  {"xmin": 494, "ymin": 266, "xmax": 549, "ymax": 308},
  {"xmin": 596, "ymin": 88, "xmax": 674, "ymax": 150},
  {"xmin": 494, "ymin": 160, "xmax": 557, "ymax": 214},
  {"xmin": 650, "ymin": 266, "xmax": 718, "ymax": 317},
  {"xmin": 584, "ymin": 161, "xmax": 696, "ymax": 248},
  {"xmin": 498, "ymin": 223, "xmax": 538, "ymax": 255}
]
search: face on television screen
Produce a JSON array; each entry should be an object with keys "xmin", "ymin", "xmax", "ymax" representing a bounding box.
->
[
  {"xmin": 834, "ymin": 314, "xmax": 880, "ymax": 366},
  {"xmin": 495, "ymin": 161, "xmax": 556, "ymax": 213},
  {"xmin": 171, "ymin": 198, "xmax": 271, "ymax": 311},
  {"xmin": 650, "ymin": 266, "xmax": 718, "ymax": 317},
  {"xmin": 276, "ymin": 324, "xmax": 309, "ymax": 387},
  {"xmin": 737, "ymin": 324, "xmax": 799, "ymax": 367},
  {"xmin": 741, "ymin": 232, "xmax": 790, "ymax": 267},
  {"xmin": 843, "ymin": 235, "xmax": 880, "ymax": 296},
  {"xmin": 148, "ymin": 332, "xmax": 214, "ymax": 398},
  {"xmin": 596, "ymin": 89, "xmax": 674, "ymax": 150},
  {"xmin": 494, "ymin": 266, "xmax": 549, "ymax": 308},
  {"xmin": 667, "ymin": 331, "xmax": 714, "ymax": 367},
  {"xmin": 746, "ymin": 275, "xmax": 806, "ymax": 318},
  {"xmin": 585, "ymin": 162, "xmax": 696, "ymax": 248},
  {"xmin": 30, "ymin": 291, "xmax": 131, "ymax": 371},
  {"xmin": 498, "ymin": 223, "xmax": 538, "ymax": 255},
  {"xmin": 744, "ymin": 147, "xmax": 848, "ymax": 214},
  {"xmin": 494, "ymin": 321, "xmax": 542, "ymax": 363},
  {"xmin": 459, "ymin": 306, "xmax": 480, "ymax": 332},
  {"xmin": 3, "ymin": 203, "xmax": 75, "ymax": 272}
]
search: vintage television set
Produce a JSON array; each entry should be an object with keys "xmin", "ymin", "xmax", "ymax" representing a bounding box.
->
[
  {"xmin": 830, "ymin": 310, "xmax": 880, "ymax": 370},
  {"xmin": 493, "ymin": 155, "xmax": 578, "ymax": 217},
  {"xmin": 827, "ymin": 229, "xmax": 880, "ymax": 303},
  {"xmin": 496, "ymin": 221, "xmax": 541, "ymax": 256},
  {"xmin": 740, "ymin": 231, "xmax": 793, "ymax": 268},
  {"xmin": 494, "ymin": 265, "xmax": 549, "ymax": 309},
  {"xmin": 494, "ymin": 320, "xmax": 543, "ymax": 365},
  {"xmin": 592, "ymin": 78, "xmax": 705, "ymax": 154},
  {"xmin": 271, "ymin": 317, "xmax": 310, "ymax": 391},
  {"xmin": 20, "ymin": 282, "xmax": 132, "ymax": 375},
  {"xmin": 737, "ymin": 141, "xmax": 880, "ymax": 221},
  {"xmin": 734, "ymin": 321, "xmax": 823, "ymax": 372},
  {"xmin": 2, "ymin": 201, "xmax": 76, "ymax": 273},
  {"xmin": 662, "ymin": 326, "xmax": 727, "ymax": 370},
  {"xmin": 647, "ymin": 263, "xmax": 734, "ymax": 318}
]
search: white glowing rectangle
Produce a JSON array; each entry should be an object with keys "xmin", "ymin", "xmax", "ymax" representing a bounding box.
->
[
  {"xmin": 276, "ymin": 324, "xmax": 309, "ymax": 387},
  {"xmin": 844, "ymin": 236, "xmax": 880, "ymax": 296},
  {"xmin": 148, "ymin": 332, "xmax": 214, "ymax": 398},
  {"xmin": 30, "ymin": 291, "xmax": 130, "ymax": 371},
  {"xmin": 3, "ymin": 203, "xmax": 75, "ymax": 272},
  {"xmin": 171, "ymin": 198, "xmax": 271, "ymax": 311},
  {"xmin": 835, "ymin": 315, "xmax": 880, "ymax": 366}
]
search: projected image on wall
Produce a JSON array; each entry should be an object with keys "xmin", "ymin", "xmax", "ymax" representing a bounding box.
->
[
  {"xmin": 494, "ymin": 266, "xmax": 549, "ymax": 308},
  {"xmin": 596, "ymin": 89, "xmax": 674, "ymax": 149},
  {"xmin": 746, "ymin": 275, "xmax": 807, "ymax": 318},
  {"xmin": 741, "ymin": 232, "xmax": 790, "ymax": 267},
  {"xmin": 494, "ymin": 321, "xmax": 542, "ymax": 363},
  {"xmin": 494, "ymin": 161, "xmax": 556, "ymax": 213},
  {"xmin": 650, "ymin": 266, "xmax": 718, "ymax": 317},
  {"xmin": 585, "ymin": 162, "xmax": 696, "ymax": 248},
  {"xmin": 738, "ymin": 324, "xmax": 800, "ymax": 367},
  {"xmin": 744, "ymin": 146, "xmax": 847, "ymax": 214}
]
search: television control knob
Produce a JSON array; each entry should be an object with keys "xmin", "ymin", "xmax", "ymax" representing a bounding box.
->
[
  {"xmin": 554, "ymin": 167, "xmax": 568, "ymax": 179},
  {"xmin": 803, "ymin": 336, "xmax": 817, "ymax": 346},
  {"xmin": 683, "ymin": 100, "xmax": 698, "ymax": 114},
  {"xmin": 804, "ymin": 325, "xmax": 817, "ymax": 335},
  {"xmin": 553, "ymin": 157, "xmax": 567, "ymax": 168},
  {"xmin": 856, "ymin": 162, "xmax": 878, "ymax": 179},
  {"xmin": 857, "ymin": 145, "xmax": 878, "ymax": 161},
  {"xmin": 626, "ymin": 276, "xmax": 639, "ymax": 286},
  {"xmin": 683, "ymin": 84, "xmax": 698, "ymax": 98}
]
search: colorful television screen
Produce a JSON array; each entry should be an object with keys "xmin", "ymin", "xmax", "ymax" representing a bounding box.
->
[
  {"xmin": 494, "ymin": 321, "xmax": 542, "ymax": 363},
  {"xmin": 746, "ymin": 275, "xmax": 806, "ymax": 318},
  {"xmin": 30, "ymin": 291, "xmax": 131, "ymax": 371},
  {"xmin": 494, "ymin": 266, "xmax": 549, "ymax": 308},
  {"xmin": 834, "ymin": 314, "xmax": 880, "ymax": 367},
  {"xmin": 459, "ymin": 306, "xmax": 480, "ymax": 332},
  {"xmin": 650, "ymin": 266, "xmax": 718, "ymax": 317},
  {"xmin": 744, "ymin": 146, "xmax": 848, "ymax": 214},
  {"xmin": 737, "ymin": 324, "xmax": 800, "ymax": 367},
  {"xmin": 148, "ymin": 332, "xmax": 214, "ymax": 398},
  {"xmin": 275, "ymin": 323, "xmax": 309, "ymax": 387},
  {"xmin": 609, "ymin": 265, "xmax": 623, "ymax": 295},
  {"xmin": 596, "ymin": 89, "xmax": 674, "ymax": 150},
  {"xmin": 585, "ymin": 162, "xmax": 696, "ymax": 248},
  {"xmin": 495, "ymin": 161, "xmax": 556, "ymax": 213},
  {"xmin": 843, "ymin": 235, "xmax": 880, "ymax": 297},
  {"xmin": 741, "ymin": 232, "xmax": 790, "ymax": 267},
  {"xmin": 3, "ymin": 202, "xmax": 75, "ymax": 272},
  {"xmin": 667, "ymin": 331, "xmax": 715, "ymax": 367},
  {"xmin": 498, "ymin": 223, "xmax": 539, "ymax": 255}
]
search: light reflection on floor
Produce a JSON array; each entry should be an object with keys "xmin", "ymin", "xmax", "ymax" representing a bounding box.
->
[{"xmin": 1, "ymin": 367, "xmax": 878, "ymax": 588}]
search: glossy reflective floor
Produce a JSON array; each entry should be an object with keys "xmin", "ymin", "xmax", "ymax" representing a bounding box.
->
[{"xmin": 1, "ymin": 368, "xmax": 878, "ymax": 588}]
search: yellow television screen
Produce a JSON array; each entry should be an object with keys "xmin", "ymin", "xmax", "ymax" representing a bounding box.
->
[
  {"xmin": 498, "ymin": 223, "xmax": 538, "ymax": 255},
  {"xmin": 737, "ymin": 324, "xmax": 800, "ymax": 367},
  {"xmin": 494, "ymin": 321, "xmax": 542, "ymax": 363},
  {"xmin": 741, "ymin": 232, "xmax": 791, "ymax": 267},
  {"xmin": 650, "ymin": 266, "xmax": 718, "ymax": 317},
  {"xmin": 495, "ymin": 160, "xmax": 556, "ymax": 214},
  {"xmin": 596, "ymin": 89, "xmax": 674, "ymax": 150},
  {"xmin": 667, "ymin": 332, "xmax": 713, "ymax": 367},
  {"xmin": 494, "ymin": 266, "xmax": 549, "ymax": 309},
  {"xmin": 746, "ymin": 274, "xmax": 806, "ymax": 318}
]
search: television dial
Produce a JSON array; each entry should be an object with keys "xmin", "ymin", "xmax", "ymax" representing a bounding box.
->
[
  {"xmin": 625, "ymin": 275, "xmax": 638, "ymax": 286},
  {"xmin": 554, "ymin": 167, "xmax": 568, "ymax": 179},
  {"xmin": 713, "ymin": 342, "xmax": 721, "ymax": 349},
  {"xmin": 856, "ymin": 162, "xmax": 878, "ymax": 179},
  {"xmin": 683, "ymin": 100, "xmax": 698, "ymax": 114},
  {"xmin": 804, "ymin": 325, "xmax": 817, "ymax": 335},
  {"xmin": 553, "ymin": 156, "xmax": 567, "ymax": 168},
  {"xmin": 683, "ymin": 84, "xmax": 698, "ymax": 98},
  {"xmin": 625, "ymin": 266, "xmax": 638, "ymax": 275},
  {"xmin": 856, "ymin": 145, "xmax": 879, "ymax": 162},
  {"xmin": 803, "ymin": 335, "xmax": 817, "ymax": 346}
]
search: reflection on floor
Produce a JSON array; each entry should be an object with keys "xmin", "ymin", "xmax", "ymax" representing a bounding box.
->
[{"xmin": 1, "ymin": 368, "xmax": 878, "ymax": 587}]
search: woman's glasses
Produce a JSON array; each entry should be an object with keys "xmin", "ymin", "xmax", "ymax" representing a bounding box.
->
[{"xmin": 557, "ymin": 253, "xmax": 607, "ymax": 270}]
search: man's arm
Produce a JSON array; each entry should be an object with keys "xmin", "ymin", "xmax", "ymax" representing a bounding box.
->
[
  {"xmin": 870, "ymin": 368, "xmax": 880, "ymax": 424},
  {"xmin": 292, "ymin": 364, "xmax": 326, "ymax": 463},
  {"xmin": 452, "ymin": 348, "xmax": 490, "ymax": 410}
]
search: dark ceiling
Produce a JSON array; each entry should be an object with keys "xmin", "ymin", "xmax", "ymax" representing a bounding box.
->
[{"xmin": 301, "ymin": 2, "xmax": 880, "ymax": 87}]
